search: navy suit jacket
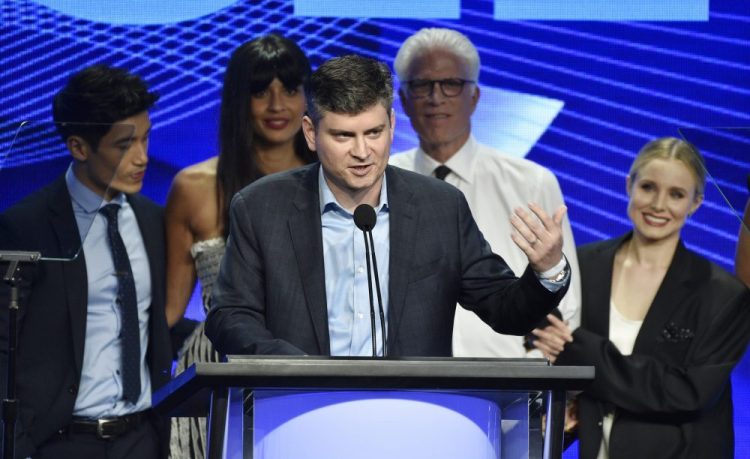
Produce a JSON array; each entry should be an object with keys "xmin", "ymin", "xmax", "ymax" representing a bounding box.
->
[
  {"xmin": 557, "ymin": 234, "xmax": 750, "ymax": 458},
  {"xmin": 206, "ymin": 163, "xmax": 567, "ymax": 357},
  {"xmin": 0, "ymin": 176, "xmax": 171, "ymax": 458}
]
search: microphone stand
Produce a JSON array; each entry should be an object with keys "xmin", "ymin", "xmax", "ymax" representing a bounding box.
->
[
  {"xmin": 362, "ymin": 231, "xmax": 378, "ymax": 357},
  {"xmin": 1, "ymin": 251, "xmax": 41, "ymax": 459},
  {"xmin": 354, "ymin": 204, "xmax": 387, "ymax": 357},
  {"xmin": 366, "ymin": 232, "xmax": 387, "ymax": 357}
]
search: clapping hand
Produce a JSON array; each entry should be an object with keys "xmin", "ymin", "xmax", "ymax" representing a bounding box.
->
[{"xmin": 532, "ymin": 313, "xmax": 573, "ymax": 363}]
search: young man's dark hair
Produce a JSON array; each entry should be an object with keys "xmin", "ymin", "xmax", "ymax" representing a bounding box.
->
[
  {"xmin": 305, "ymin": 54, "xmax": 393, "ymax": 125},
  {"xmin": 0, "ymin": 64, "xmax": 171, "ymax": 458},
  {"xmin": 52, "ymin": 64, "xmax": 159, "ymax": 149}
]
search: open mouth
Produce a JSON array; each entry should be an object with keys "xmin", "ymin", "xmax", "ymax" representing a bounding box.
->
[
  {"xmin": 643, "ymin": 213, "xmax": 669, "ymax": 226},
  {"xmin": 349, "ymin": 165, "xmax": 372, "ymax": 176}
]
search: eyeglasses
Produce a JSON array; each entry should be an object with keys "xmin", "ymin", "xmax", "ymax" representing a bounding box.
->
[{"xmin": 404, "ymin": 78, "xmax": 475, "ymax": 98}]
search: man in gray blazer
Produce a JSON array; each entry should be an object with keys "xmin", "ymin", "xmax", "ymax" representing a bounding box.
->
[{"xmin": 206, "ymin": 55, "xmax": 571, "ymax": 357}]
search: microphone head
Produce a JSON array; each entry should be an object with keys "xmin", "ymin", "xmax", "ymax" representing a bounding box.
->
[{"xmin": 353, "ymin": 204, "xmax": 377, "ymax": 231}]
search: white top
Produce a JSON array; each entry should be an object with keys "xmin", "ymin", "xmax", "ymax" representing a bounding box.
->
[
  {"xmin": 598, "ymin": 300, "xmax": 644, "ymax": 459},
  {"xmin": 390, "ymin": 135, "xmax": 581, "ymax": 358},
  {"xmin": 608, "ymin": 300, "xmax": 643, "ymax": 356}
]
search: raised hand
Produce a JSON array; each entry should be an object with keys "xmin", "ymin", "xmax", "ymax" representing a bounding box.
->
[{"xmin": 510, "ymin": 202, "xmax": 567, "ymax": 273}]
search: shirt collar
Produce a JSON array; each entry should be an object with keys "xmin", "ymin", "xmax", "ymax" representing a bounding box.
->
[
  {"xmin": 413, "ymin": 134, "xmax": 478, "ymax": 184},
  {"xmin": 66, "ymin": 164, "xmax": 126, "ymax": 214},
  {"xmin": 318, "ymin": 166, "xmax": 389, "ymax": 215}
]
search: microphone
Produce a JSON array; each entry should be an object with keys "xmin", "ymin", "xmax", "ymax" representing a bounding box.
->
[
  {"xmin": 353, "ymin": 204, "xmax": 376, "ymax": 232},
  {"xmin": 353, "ymin": 204, "xmax": 387, "ymax": 357}
]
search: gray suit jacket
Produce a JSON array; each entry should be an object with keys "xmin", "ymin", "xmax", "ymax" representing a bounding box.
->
[{"xmin": 206, "ymin": 163, "xmax": 567, "ymax": 356}]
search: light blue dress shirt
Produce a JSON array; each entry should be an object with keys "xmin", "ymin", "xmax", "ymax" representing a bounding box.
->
[
  {"xmin": 66, "ymin": 166, "xmax": 152, "ymax": 418},
  {"xmin": 319, "ymin": 168, "xmax": 390, "ymax": 357},
  {"xmin": 317, "ymin": 168, "xmax": 567, "ymax": 357}
]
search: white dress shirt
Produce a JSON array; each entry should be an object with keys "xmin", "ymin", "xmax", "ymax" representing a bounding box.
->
[{"xmin": 390, "ymin": 135, "xmax": 581, "ymax": 358}]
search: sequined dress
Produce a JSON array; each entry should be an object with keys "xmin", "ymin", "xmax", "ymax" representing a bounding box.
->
[{"xmin": 169, "ymin": 237, "xmax": 225, "ymax": 459}]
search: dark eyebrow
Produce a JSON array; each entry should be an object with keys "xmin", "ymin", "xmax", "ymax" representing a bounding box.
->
[
  {"xmin": 113, "ymin": 135, "xmax": 133, "ymax": 147},
  {"xmin": 113, "ymin": 125, "xmax": 151, "ymax": 146},
  {"xmin": 327, "ymin": 129, "xmax": 355, "ymax": 136},
  {"xmin": 364, "ymin": 124, "xmax": 386, "ymax": 135}
]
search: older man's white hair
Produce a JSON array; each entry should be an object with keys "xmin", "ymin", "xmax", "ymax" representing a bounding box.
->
[{"xmin": 394, "ymin": 28, "xmax": 480, "ymax": 83}]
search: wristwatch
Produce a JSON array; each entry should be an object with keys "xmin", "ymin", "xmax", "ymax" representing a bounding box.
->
[{"xmin": 546, "ymin": 264, "xmax": 569, "ymax": 283}]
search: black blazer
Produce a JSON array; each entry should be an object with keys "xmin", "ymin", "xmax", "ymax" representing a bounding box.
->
[
  {"xmin": 0, "ymin": 176, "xmax": 172, "ymax": 458},
  {"xmin": 557, "ymin": 234, "xmax": 750, "ymax": 458},
  {"xmin": 206, "ymin": 163, "xmax": 567, "ymax": 357}
]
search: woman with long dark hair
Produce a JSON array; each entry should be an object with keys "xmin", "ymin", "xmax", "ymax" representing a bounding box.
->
[{"xmin": 164, "ymin": 34, "xmax": 315, "ymax": 458}]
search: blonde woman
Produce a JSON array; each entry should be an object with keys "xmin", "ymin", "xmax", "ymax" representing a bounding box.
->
[{"xmin": 534, "ymin": 137, "xmax": 750, "ymax": 458}]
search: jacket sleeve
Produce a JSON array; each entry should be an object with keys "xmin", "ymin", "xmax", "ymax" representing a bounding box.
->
[
  {"xmin": 205, "ymin": 192, "xmax": 306, "ymax": 356},
  {"xmin": 557, "ymin": 281, "xmax": 750, "ymax": 416},
  {"xmin": 455, "ymin": 191, "xmax": 568, "ymax": 335}
]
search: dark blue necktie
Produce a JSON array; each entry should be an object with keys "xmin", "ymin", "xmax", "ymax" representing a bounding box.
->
[{"xmin": 99, "ymin": 204, "xmax": 141, "ymax": 403}]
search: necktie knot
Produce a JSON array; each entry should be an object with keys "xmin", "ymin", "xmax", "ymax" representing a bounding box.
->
[
  {"xmin": 99, "ymin": 203, "xmax": 122, "ymax": 224},
  {"xmin": 434, "ymin": 165, "xmax": 452, "ymax": 181}
]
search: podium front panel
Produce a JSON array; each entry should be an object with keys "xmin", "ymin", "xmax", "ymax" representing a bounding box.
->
[{"xmin": 225, "ymin": 388, "xmax": 536, "ymax": 459}]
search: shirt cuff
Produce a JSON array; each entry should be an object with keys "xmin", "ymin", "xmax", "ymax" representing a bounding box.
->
[{"xmin": 535, "ymin": 257, "xmax": 569, "ymax": 292}]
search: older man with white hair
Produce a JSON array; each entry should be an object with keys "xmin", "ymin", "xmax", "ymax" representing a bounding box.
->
[{"xmin": 390, "ymin": 27, "xmax": 581, "ymax": 359}]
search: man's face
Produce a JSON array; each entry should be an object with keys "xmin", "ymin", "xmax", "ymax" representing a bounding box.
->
[
  {"xmin": 302, "ymin": 104, "xmax": 394, "ymax": 210},
  {"xmin": 71, "ymin": 111, "xmax": 151, "ymax": 200},
  {"xmin": 400, "ymin": 48, "xmax": 479, "ymax": 158}
]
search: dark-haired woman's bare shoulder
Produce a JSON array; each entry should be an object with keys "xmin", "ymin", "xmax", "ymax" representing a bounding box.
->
[
  {"xmin": 167, "ymin": 156, "xmax": 222, "ymax": 238},
  {"xmin": 171, "ymin": 157, "xmax": 218, "ymax": 197}
]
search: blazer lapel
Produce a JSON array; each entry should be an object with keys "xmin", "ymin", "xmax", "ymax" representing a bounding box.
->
[
  {"xmin": 289, "ymin": 165, "xmax": 330, "ymax": 354},
  {"xmin": 633, "ymin": 240, "xmax": 694, "ymax": 354},
  {"xmin": 47, "ymin": 177, "xmax": 87, "ymax": 374},
  {"xmin": 127, "ymin": 193, "xmax": 170, "ymax": 382},
  {"xmin": 583, "ymin": 236, "xmax": 626, "ymax": 337},
  {"xmin": 384, "ymin": 167, "xmax": 417, "ymax": 353}
]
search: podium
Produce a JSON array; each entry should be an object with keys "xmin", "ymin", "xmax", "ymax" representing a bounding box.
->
[{"xmin": 153, "ymin": 357, "xmax": 593, "ymax": 459}]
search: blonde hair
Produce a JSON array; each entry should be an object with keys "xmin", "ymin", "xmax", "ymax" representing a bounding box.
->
[{"xmin": 629, "ymin": 137, "xmax": 706, "ymax": 197}]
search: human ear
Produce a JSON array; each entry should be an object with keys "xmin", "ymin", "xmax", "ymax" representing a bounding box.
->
[
  {"xmin": 625, "ymin": 175, "xmax": 632, "ymax": 197},
  {"xmin": 301, "ymin": 115, "xmax": 317, "ymax": 151},
  {"xmin": 469, "ymin": 84, "xmax": 480, "ymax": 115},
  {"xmin": 689, "ymin": 192, "xmax": 704, "ymax": 215},
  {"xmin": 67, "ymin": 136, "xmax": 90, "ymax": 162}
]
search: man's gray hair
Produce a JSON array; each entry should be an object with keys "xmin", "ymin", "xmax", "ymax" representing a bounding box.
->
[{"xmin": 394, "ymin": 28, "xmax": 480, "ymax": 83}]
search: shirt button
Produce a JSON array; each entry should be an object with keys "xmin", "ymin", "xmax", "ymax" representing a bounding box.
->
[
  {"xmin": 357, "ymin": 266, "xmax": 364, "ymax": 274},
  {"xmin": 358, "ymin": 313, "xmax": 364, "ymax": 320},
  {"xmin": 68, "ymin": 384, "xmax": 78, "ymax": 395}
]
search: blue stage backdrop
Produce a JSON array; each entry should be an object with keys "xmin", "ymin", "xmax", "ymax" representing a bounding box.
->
[{"xmin": 1, "ymin": 1, "xmax": 748, "ymax": 455}]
